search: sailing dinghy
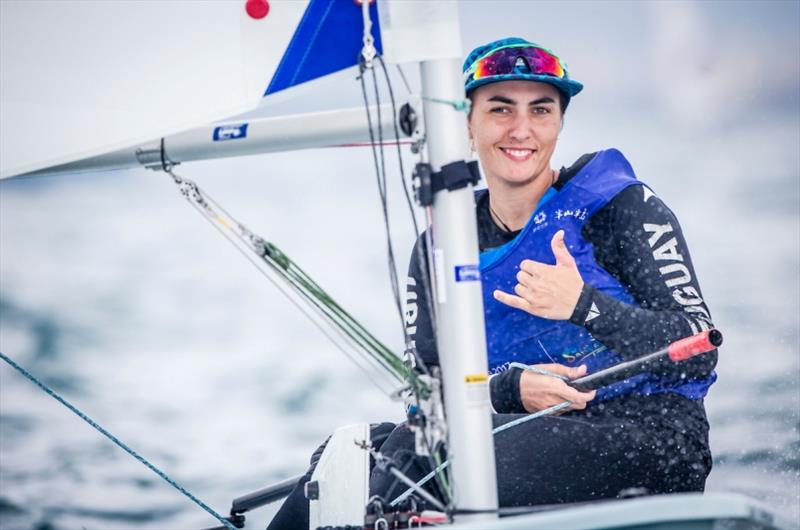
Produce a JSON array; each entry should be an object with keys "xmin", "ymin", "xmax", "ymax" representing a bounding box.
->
[{"xmin": 0, "ymin": 1, "xmax": 794, "ymax": 529}]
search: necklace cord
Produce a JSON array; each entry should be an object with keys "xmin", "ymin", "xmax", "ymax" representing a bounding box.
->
[
  {"xmin": 488, "ymin": 167, "xmax": 557, "ymax": 232},
  {"xmin": 488, "ymin": 201, "xmax": 514, "ymax": 232}
]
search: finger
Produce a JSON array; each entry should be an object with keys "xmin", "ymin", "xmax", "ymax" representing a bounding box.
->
[
  {"xmin": 516, "ymin": 269, "xmax": 536, "ymax": 286},
  {"xmin": 533, "ymin": 363, "xmax": 575, "ymax": 378},
  {"xmin": 513, "ymin": 283, "xmax": 533, "ymax": 298},
  {"xmin": 551, "ymin": 230, "xmax": 576, "ymax": 267},
  {"xmin": 567, "ymin": 400, "xmax": 587, "ymax": 411},
  {"xmin": 569, "ymin": 390, "xmax": 596, "ymax": 411},
  {"xmin": 519, "ymin": 259, "xmax": 550, "ymax": 276},
  {"xmin": 533, "ymin": 364, "xmax": 587, "ymax": 380},
  {"xmin": 567, "ymin": 364, "xmax": 588, "ymax": 380},
  {"xmin": 563, "ymin": 390, "xmax": 590, "ymax": 407},
  {"xmin": 565, "ymin": 386, "xmax": 596, "ymax": 404},
  {"xmin": 493, "ymin": 289, "xmax": 532, "ymax": 312}
]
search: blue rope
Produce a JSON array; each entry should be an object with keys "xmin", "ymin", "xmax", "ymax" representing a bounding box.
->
[
  {"xmin": 494, "ymin": 362, "xmax": 574, "ymax": 434},
  {"xmin": 390, "ymin": 363, "xmax": 575, "ymax": 506},
  {"xmin": 0, "ymin": 351, "xmax": 238, "ymax": 530},
  {"xmin": 389, "ymin": 400, "xmax": 572, "ymax": 506}
]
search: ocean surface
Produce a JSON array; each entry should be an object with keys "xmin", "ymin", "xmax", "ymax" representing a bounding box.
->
[{"xmin": 1, "ymin": 128, "xmax": 798, "ymax": 530}]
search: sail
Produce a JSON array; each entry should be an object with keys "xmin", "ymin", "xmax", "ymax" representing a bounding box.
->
[{"xmin": 0, "ymin": 0, "xmax": 384, "ymax": 179}]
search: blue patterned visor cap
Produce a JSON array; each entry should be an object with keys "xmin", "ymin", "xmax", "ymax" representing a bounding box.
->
[{"xmin": 463, "ymin": 37, "xmax": 583, "ymax": 98}]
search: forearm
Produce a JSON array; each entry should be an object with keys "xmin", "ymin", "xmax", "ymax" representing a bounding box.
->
[
  {"xmin": 570, "ymin": 284, "xmax": 705, "ymax": 356},
  {"xmin": 575, "ymin": 186, "xmax": 718, "ymax": 379}
]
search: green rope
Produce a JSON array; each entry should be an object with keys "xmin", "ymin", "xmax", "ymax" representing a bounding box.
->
[
  {"xmin": 422, "ymin": 96, "xmax": 472, "ymax": 113},
  {"xmin": 168, "ymin": 171, "xmax": 429, "ymax": 398},
  {"xmin": 255, "ymin": 234, "xmax": 429, "ymax": 398}
]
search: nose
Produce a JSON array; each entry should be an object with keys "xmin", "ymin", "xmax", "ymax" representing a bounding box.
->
[{"xmin": 507, "ymin": 112, "xmax": 533, "ymax": 143}]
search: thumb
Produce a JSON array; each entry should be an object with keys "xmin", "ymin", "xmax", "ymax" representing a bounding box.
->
[
  {"xmin": 551, "ymin": 230, "xmax": 575, "ymax": 266},
  {"xmin": 568, "ymin": 364, "xmax": 588, "ymax": 379}
]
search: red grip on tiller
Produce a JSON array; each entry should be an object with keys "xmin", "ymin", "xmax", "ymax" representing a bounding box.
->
[{"xmin": 667, "ymin": 329, "xmax": 723, "ymax": 362}]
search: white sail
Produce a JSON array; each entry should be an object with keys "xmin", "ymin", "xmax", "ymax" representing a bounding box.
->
[
  {"xmin": 0, "ymin": 0, "xmax": 308, "ymax": 179},
  {"xmin": 0, "ymin": 0, "xmax": 471, "ymax": 180}
]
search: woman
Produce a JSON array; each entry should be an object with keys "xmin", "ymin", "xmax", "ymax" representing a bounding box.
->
[
  {"xmin": 374, "ymin": 37, "xmax": 717, "ymax": 507},
  {"xmin": 269, "ymin": 37, "xmax": 717, "ymax": 527}
]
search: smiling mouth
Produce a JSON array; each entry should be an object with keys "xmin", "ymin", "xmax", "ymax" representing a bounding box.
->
[{"xmin": 500, "ymin": 147, "xmax": 536, "ymax": 161}]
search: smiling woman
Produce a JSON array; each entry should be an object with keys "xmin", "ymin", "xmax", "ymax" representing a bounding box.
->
[
  {"xmin": 468, "ymin": 81, "xmax": 564, "ymax": 230},
  {"xmin": 388, "ymin": 35, "xmax": 719, "ymax": 509},
  {"xmin": 266, "ymin": 36, "xmax": 722, "ymax": 528}
]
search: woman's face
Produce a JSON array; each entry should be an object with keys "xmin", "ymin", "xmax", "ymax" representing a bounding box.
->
[{"xmin": 468, "ymin": 80, "xmax": 563, "ymax": 188}]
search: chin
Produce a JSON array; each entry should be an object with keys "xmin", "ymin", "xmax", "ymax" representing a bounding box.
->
[{"xmin": 502, "ymin": 166, "xmax": 541, "ymax": 184}]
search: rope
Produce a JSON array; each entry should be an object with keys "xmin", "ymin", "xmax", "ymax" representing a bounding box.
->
[
  {"xmin": 375, "ymin": 55, "xmax": 439, "ymax": 350},
  {"xmin": 508, "ymin": 362, "xmax": 569, "ymax": 381},
  {"xmin": 358, "ymin": 52, "xmax": 455, "ymax": 505},
  {"xmin": 165, "ymin": 169, "xmax": 431, "ymax": 399},
  {"xmin": 389, "ymin": 363, "xmax": 574, "ymax": 507},
  {"xmin": 0, "ymin": 351, "xmax": 238, "ymax": 530},
  {"xmin": 355, "ymin": 53, "xmax": 435, "ymax": 400}
]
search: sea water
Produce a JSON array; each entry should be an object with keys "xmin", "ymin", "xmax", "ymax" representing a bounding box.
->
[{"xmin": 1, "ymin": 130, "xmax": 798, "ymax": 530}]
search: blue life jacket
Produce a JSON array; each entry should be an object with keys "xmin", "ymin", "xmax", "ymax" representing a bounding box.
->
[{"xmin": 479, "ymin": 149, "xmax": 714, "ymax": 402}]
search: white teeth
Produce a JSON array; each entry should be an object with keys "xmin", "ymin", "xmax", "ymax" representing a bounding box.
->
[{"xmin": 502, "ymin": 148, "xmax": 533, "ymax": 158}]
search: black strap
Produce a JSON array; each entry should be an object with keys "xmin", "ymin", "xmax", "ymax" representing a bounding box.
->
[{"xmin": 431, "ymin": 160, "xmax": 481, "ymax": 194}]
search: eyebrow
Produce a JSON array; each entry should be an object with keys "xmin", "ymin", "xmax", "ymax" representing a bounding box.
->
[{"xmin": 487, "ymin": 95, "xmax": 556, "ymax": 106}]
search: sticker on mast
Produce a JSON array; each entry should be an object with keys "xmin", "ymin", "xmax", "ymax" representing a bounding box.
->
[
  {"xmin": 454, "ymin": 264, "xmax": 480, "ymax": 282},
  {"xmin": 213, "ymin": 124, "xmax": 249, "ymax": 142}
]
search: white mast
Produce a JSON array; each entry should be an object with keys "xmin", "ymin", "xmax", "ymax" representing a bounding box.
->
[
  {"xmin": 380, "ymin": 0, "xmax": 499, "ymax": 520},
  {"xmin": 419, "ymin": 59, "xmax": 499, "ymax": 520}
]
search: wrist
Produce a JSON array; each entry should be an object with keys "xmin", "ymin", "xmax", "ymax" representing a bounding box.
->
[
  {"xmin": 490, "ymin": 367, "xmax": 526, "ymax": 413},
  {"xmin": 569, "ymin": 283, "xmax": 596, "ymax": 325}
]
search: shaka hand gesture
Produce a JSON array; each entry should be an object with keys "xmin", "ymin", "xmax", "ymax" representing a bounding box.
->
[{"xmin": 493, "ymin": 229, "xmax": 584, "ymax": 320}]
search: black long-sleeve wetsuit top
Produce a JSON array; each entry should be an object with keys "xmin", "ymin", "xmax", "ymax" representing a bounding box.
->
[
  {"xmin": 266, "ymin": 153, "xmax": 719, "ymax": 529},
  {"xmin": 405, "ymin": 152, "xmax": 718, "ymax": 419}
]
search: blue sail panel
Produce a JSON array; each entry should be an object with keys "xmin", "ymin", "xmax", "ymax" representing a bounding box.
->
[{"xmin": 265, "ymin": 0, "xmax": 383, "ymax": 96}]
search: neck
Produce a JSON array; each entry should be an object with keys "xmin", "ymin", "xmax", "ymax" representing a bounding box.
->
[{"xmin": 488, "ymin": 168, "xmax": 557, "ymax": 231}]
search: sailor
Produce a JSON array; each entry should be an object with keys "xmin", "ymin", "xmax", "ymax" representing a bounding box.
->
[
  {"xmin": 268, "ymin": 37, "xmax": 718, "ymax": 528},
  {"xmin": 374, "ymin": 37, "xmax": 717, "ymax": 506}
]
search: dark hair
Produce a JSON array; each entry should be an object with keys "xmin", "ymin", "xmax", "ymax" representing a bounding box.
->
[{"xmin": 557, "ymin": 91, "xmax": 570, "ymax": 115}]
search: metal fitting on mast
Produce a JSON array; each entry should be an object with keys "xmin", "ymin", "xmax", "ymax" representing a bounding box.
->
[{"xmin": 358, "ymin": 0, "xmax": 377, "ymax": 69}]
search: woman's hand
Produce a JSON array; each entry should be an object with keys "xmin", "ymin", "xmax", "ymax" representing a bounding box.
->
[
  {"xmin": 519, "ymin": 363, "xmax": 597, "ymax": 413},
  {"xmin": 493, "ymin": 230, "xmax": 584, "ymax": 320}
]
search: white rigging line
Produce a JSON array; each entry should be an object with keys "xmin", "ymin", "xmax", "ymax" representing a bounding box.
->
[{"xmin": 169, "ymin": 170, "xmax": 401, "ymax": 397}]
